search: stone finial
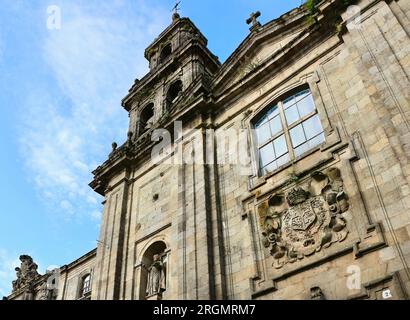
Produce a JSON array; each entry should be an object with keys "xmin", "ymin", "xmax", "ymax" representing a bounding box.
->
[
  {"xmin": 172, "ymin": 12, "xmax": 180, "ymax": 22},
  {"xmin": 172, "ymin": 1, "xmax": 181, "ymax": 22},
  {"xmin": 111, "ymin": 142, "xmax": 118, "ymax": 152}
]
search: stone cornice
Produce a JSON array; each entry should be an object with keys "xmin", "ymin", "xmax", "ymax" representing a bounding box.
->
[
  {"xmin": 91, "ymin": 0, "xmax": 371, "ymax": 197},
  {"xmin": 90, "ymin": 144, "xmax": 134, "ymax": 196},
  {"xmin": 60, "ymin": 248, "xmax": 97, "ymax": 272}
]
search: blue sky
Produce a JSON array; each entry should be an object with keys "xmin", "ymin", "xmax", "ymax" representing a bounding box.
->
[{"xmin": 0, "ymin": 0, "xmax": 302, "ymax": 296}]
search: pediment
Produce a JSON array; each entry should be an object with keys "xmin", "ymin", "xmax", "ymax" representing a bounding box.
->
[{"xmin": 212, "ymin": 7, "xmax": 308, "ymax": 96}]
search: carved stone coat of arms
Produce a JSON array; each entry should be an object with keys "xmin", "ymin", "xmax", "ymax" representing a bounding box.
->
[{"xmin": 258, "ymin": 167, "xmax": 350, "ymax": 269}]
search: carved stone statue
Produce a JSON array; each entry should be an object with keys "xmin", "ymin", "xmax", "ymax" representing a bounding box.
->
[
  {"xmin": 310, "ymin": 286, "xmax": 326, "ymax": 300},
  {"xmin": 12, "ymin": 255, "xmax": 40, "ymax": 293},
  {"xmin": 258, "ymin": 167, "xmax": 350, "ymax": 269},
  {"xmin": 12, "ymin": 267, "xmax": 21, "ymax": 292},
  {"xmin": 146, "ymin": 254, "xmax": 166, "ymax": 297}
]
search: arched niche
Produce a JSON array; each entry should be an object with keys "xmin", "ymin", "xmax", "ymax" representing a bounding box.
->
[{"xmin": 139, "ymin": 241, "xmax": 167, "ymax": 300}]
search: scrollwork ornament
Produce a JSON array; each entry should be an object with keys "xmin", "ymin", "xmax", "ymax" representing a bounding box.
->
[{"xmin": 258, "ymin": 167, "xmax": 350, "ymax": 269}]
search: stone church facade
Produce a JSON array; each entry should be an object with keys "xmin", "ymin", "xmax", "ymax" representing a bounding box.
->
[{"xmin": 6, "ymin": 0, "xmax": 410, "ymax": 300}]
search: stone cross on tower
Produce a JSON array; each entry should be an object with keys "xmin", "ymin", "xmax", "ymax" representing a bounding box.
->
[{"xmin": 246, "ymin": 11, "xmax": 262, "ymax": 31}]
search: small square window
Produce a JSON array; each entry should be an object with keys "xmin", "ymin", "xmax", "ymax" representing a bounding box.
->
[
  {"xmin": 263, "ymin": 161, "xmax": 278, "ymax": 175},
  {"xmin": 266, "ymin": 105, "xmax": 280, "ymax": 119},
  {"xmin": 273, "ymin": 134, "xmax": 288, "ymax": 158},
  {"xmin": 297, "ymin": 94, "xmax": 315, "ymax": 117},
  {"xmin": 276, "ymin": 153, "xmax": 290, "ymax": 168},
  {"xmin": 294, "ymin": 142, "xmax": 310, "ymax": 157},
  {"xmin": 303, "ymin": 115, "xmax": 323, "ymax": 140},
  {"xmin": 283, "ymin": 95, "xmax": 296, "ymax": 109},
  {"xmin": 285, "ymin": 105, "xmax": 300, "ymax": 125},
  {"xmin": 290, "ymin": 124, "xmax": 306, "ymax": 147},
  {"xmin": 259, "ymin": 143, "xmax": 275, "ymax": 168},
  {"xmin": 269, "ymin": 116, "xmax": 282, "ymax": 137},
  {"xmin": 256, "ymin": 122, "xmax": 271, "ymax": 145}
]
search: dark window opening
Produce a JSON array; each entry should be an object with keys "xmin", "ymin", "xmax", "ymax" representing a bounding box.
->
[
  {"xmin": 140, "ymin": 103, "xmax": 155, "ymax": 134},
  {"xmin": 166, "ymin": 80, "xmax": 183, "ymax": 111},
  {"xmin": 160, "ymin": 44, "xmax": 172, "ymax": 63}
]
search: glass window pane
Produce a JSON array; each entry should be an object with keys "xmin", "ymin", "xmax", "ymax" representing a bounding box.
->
[
  {"xmin": 308, "ymin": 132, "xmax": 325, "ymax": 149},
  {"xmin": 283, "ymin": 95, "xmax": 296, "ymax": 109},
  {"xmin": 285, "ymin": 105, "xmax": 300, "ymax": 125},
  {"xmin": 269, "ymin": 116, "xmax": 282, "ymax": 136},
  {"xmin": 303, "ymin": 115, "xmax": 323, "ymax": 140},
  {"xmin": 263, "ymin": 161, "xmax": 278, "ymax": 174},
  {"xmin": 297, "ymin": 93, "xmax": 315, "ymax": 117},
  {"xmin": 276, "ymin": 153, "xmax": 290, "ymax": 168},
  {"xmin": 290, "ymin": 124, "xmax": 306, "ymax": 147},
  {"xmin": 295, "ymin": 89, "xmax": 310, "ymax": 102},
  {"xmin": 255, "ymin": 115, "xmax": 268, "ymax": 127},
  {"xmin": 273, "ymin": 134, "xmax": 288, "ymax": 157},
  {"xmin": 294, "ymin": 142, "xmax": 310, "ymax": 157},
  {"xmin": 259, "ymin": 143, "xmax": 275, "ymax": 167},
  {"xmin": 266, "ymin": 105, "xmax": 279, "ymax": 119},
  {"xmin": 256, "ymin": 122, "xmax": 271, "ymax": 145}
]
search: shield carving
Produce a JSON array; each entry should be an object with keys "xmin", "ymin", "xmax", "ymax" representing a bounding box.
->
[
  {"xmin": 281, "ymin": 195, "xmax": 328, "ymax": 253},
  {"xmin": 260, "ymin": 168, "xmax": 350, "ymax": 269},
  {"xmin": 289, "ymin": 201, "xmax": 317, "ymax": 231}
]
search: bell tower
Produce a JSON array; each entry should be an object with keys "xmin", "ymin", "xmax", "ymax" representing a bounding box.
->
[
  {"xmin": 122, "ymin": 11, "xmax": 220, "ymax": 139},
  {"xmin": 90, "ymin": 10, "xmax": 221, "ymax": 300}
]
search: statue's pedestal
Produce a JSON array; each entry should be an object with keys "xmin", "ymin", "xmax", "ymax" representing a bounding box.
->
[{"xmin": 146, "ymin": 293, "xmax": 162, "ymax": 301}]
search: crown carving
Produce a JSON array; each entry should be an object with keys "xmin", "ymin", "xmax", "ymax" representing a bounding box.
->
[{"xmin": 286, "ymin": 188, "xmax": 309, "ymax": 206}]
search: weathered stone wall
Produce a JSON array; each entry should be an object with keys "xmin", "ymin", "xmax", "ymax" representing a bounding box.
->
[
  {"xmin": 58, "ymin": 253, "xmax": 96, "ymax": 300},
  {"xmin": 210, "ymin": 0, "xmax": 410, "ymax": 300},
  {"xmin": 88, "ymin": 0, "xmax": 410, "ymax": 301}
]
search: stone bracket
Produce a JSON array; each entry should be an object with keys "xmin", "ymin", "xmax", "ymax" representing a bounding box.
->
[
  {"xmin": 348, "ymin": 271, "xmax": 409, "ymax": 300},
  {"xmin": 353, "ymin": 223, "xmax": 387, "ymax": 258}
]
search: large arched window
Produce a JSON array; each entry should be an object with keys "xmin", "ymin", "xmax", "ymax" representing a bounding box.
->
[
  {"xmin": 166, "ymin": 80, "xmax": 183, "ymax": 111},
  {"xmin": 139, "ymin": 103, "xmax": 155, "ymax": 135},
  {"xmin": 254, "ymin": 88, "xmax": 325, "ymax": 176},
  {"xmin": 79, "ymin": 274, "xmax": 92, "ymax": 299}
]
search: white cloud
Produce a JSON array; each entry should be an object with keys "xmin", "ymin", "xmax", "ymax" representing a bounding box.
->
[{"xmin": 19, "ymin": 1, "xmax": 169, "ymax": 220}]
